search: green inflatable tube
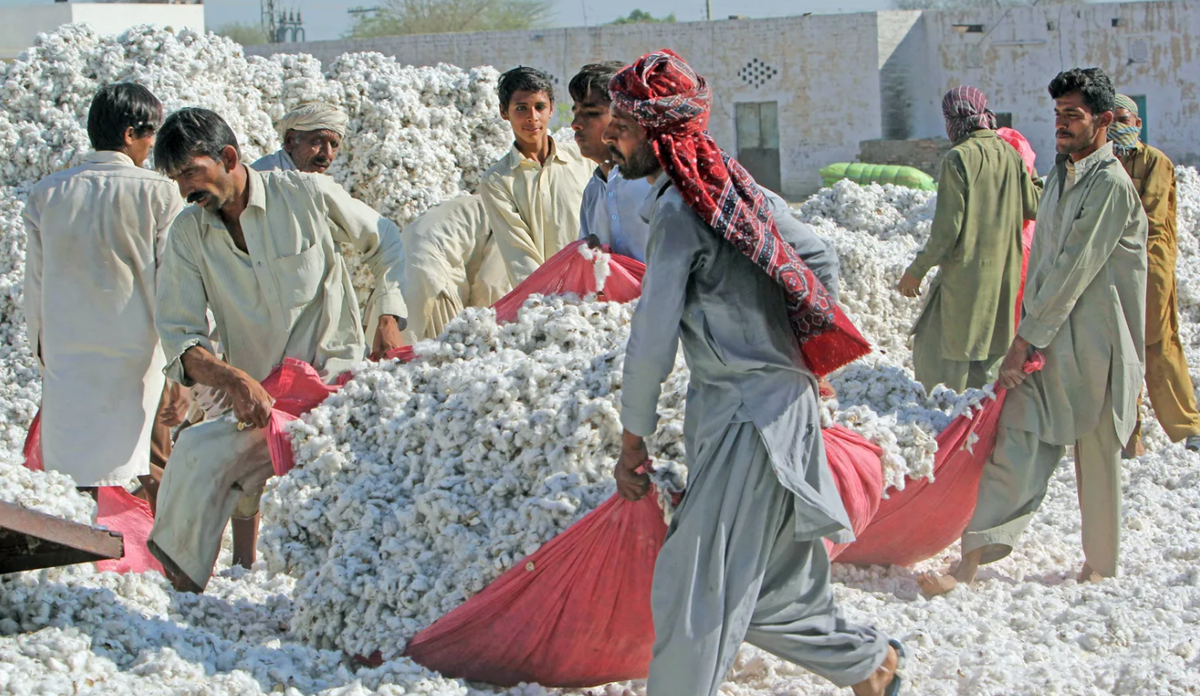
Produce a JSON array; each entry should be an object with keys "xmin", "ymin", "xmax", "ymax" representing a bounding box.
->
[{"xmin": 819, "ymin": 162, "xmax": 938, "ymax": 191}]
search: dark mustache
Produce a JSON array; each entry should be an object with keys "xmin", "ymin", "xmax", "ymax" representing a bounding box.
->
[
  {"xmin": 607, "ymin": 146, "xmax": 624, "ymax": 160},
  {"xmin": 187, "ymin": 192, "xmax": 206, "ymax": 204}
]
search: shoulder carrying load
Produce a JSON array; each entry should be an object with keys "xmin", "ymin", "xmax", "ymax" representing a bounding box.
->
[{"xmin": 820, "ymin": 162, "xmax": 937, "ymax": 191}]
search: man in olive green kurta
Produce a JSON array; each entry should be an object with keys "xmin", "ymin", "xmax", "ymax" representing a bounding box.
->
[
  {"xmin": 898, "ymin": 86, "xmax": 1039, "ymax": 393},
  {"xmin": 1109, "ymin": 95, "xmax": 1200, "ymax": 453},
  {"xmin": 921, "ymin": 69, "xmax": 1147, "ymax": 596}
]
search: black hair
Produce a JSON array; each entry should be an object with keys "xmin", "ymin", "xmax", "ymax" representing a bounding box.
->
[
  {"xmin": 568, "ymin": 61, "xmax": 626, "ymax": 104},
  {"xmin": 498, "ymin": 66, "xmax": 555, "ymax": 110},
  {"xmin": 87, "ymin": 83, "xmax": 162, "ymax": 151},
  {"xmin": 1048, "ymin": 68, "xmax": 1116, "ymax": 115},
  {"xmin": 153, "ymin": 107, "xmax": 240, "ymax": 175}
]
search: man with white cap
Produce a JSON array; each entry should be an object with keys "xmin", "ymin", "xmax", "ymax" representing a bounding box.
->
[{"xmin": 252, "ymin": 102, "xmax": 348, "ymax": 174}]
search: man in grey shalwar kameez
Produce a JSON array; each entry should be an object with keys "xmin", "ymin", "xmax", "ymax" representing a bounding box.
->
[
  {"xmin": 921, "ymin": 68, "xmax": 1147, "ymax": 596},
  {"xmin": 606, "ymin": 50, "xmax": 903, "ymax": 696}
]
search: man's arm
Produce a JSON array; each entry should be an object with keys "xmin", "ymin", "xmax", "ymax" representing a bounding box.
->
[
  {"xmin": 617, "ymin": 198, "xmax": 704, "ymax": 500},
  {"xmin": 1141, "ymin": 152, "xmax": 1177, "ymax": 346},
  {"xmin": 1020, "ymin": 165, "xmax": 1041, "ymax": 222},
  {"xmin": 906, "ymin": 153, "xmax": 968, "ymax": 282},
  {"xmin": 154, "ymin": 184, "xmax": 185, "ymax": 271},
  {"xmin": 22, "ymin": 201, "xmax": 43, "ymax": 365},
  {"xmin": 317, "ymin": 178, "xmax": 408, "ymax": 356},
  {"xmin": 480, "ymin": 175, "xmax": 542, "ymax": 285},
  {"xmin": 1017, "ymin": 176, "xmax": 1142, "ymax": 349}
]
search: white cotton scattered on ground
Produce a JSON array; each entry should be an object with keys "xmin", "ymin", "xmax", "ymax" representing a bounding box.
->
[{"xmin": 0, "ymin": 21, "xmax": 1199, "ymax": 695}]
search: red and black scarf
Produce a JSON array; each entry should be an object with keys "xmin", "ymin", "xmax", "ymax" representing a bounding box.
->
[{"xmin": 609, "ymin": 50, "xmax": 869, "ymax": 376}]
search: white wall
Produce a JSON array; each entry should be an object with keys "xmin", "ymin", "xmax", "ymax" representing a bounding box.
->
[
  {"xmin": 249, "ymin": 14, "xmax": 885, "ymax": 198},
  {"xmin": 902, "ymin": 1, "xmax": 1200, "ymax": 169},
  {"xmin": 0, "ymin": 3, "xmax": 204, "ymax": 61}
]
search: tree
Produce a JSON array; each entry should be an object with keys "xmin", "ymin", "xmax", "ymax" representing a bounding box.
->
[
  {"xmin": 348, "ymin": 0, "xmax": 552, "ymax": 38},
  {"xmin": 609, "ymin": 9, "xmax": 676, "ymax": 24},
  {"xmin": 215, "ymin": 22, "xmax": 269, "ymax": 46}
]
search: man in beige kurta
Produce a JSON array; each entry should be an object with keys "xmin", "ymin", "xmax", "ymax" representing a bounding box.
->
[
  {"xmin": 922, "ymin": 68, "xmax": 1147, "ymax": 595},
  {"xmin": 398, "ymin": 195, "xmax": 510, "ymax": 341},
  {"xmin": 24, "ymin": 83, "xmax": 182, "ymax": 487},
  {"xmin": 480, "ymin": 67, "xmax": 593, "ymax": 286},
  {"xmin": 146, "ymin": 108, "xmax": 407, "ymax": 592},
  {"xmin": 251, "ymin": 103, "xmax": 347, "ymax": 174}
]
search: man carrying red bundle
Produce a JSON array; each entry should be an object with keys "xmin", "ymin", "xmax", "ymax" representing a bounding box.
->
[{"xmin": 608, "ymin": 50, "xmax": 904, "ymax": 696}]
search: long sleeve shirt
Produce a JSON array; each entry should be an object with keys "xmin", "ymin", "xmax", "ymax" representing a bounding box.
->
[
  {"xmin": 578, "ymin": 166, "xmax": 652, "ymax": 262},
  {"xmin": 250, "ymin": 149, "xmax": 298, "ymax": 172},
  {"xmin": 906, "ymin": 129, "xmax": 1040, "ymax": 360},
  {"xmin": 479, "ymin": 140, "xmax": 594, "ymax": 285},
  {"xmin": 621, "ymin": 176, "xmax": 851, "ymax": 542},
  {"xmin": 1117, "ymin": 142, "xmax": 1177, "ymax": 346},
  {"xmin": 1003, "ymin": 143, "xmax": 1148, "ymax": 445},
  {"xmin": 398, "ymin": 194, "xmax": 511, "ymax": 340},
  {"xmin": 155, "ymin": 167, "xmax": 406, "ymax": 385},
  {"xmin": 24, "ymin": 150, "xmax": 183, "ymax": 485}
]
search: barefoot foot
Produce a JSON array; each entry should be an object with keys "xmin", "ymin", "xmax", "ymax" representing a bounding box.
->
[
  {"xmin": 1077, "ymin": 563, "xmax": 1103, "ymax": 583},
  {"xmin": 918, "ymin": 571, "xmax": 958, "ymax": 596},
  {"xmin": 851, "ymin": 643, "xmax": 899, "ymax": 696}
]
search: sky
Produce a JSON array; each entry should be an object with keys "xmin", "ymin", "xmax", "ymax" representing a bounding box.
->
[{"xmin": 132, "ymin": 0, "xmax": 896, "ymax": 43}]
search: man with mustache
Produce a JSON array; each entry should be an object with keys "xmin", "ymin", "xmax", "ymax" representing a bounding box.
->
[
  {"xmin": 921, "ymin": 68, "xmax": 1147, "ymax": 595},
  {"xmin": 569, "ymin": 61, "xmax": 651, "ymax": 262},
  {"xmin": 480, "ymin": 66, "xmax": 593, "ymax": 285},
  {"xmin": 897, "ymin": 86, "xmax": 1040, "ymax": 393},
  {"xmin": 1108, "ymin": 94, "xmax": 1200, "ymax": 456},
  {"xmin": 24, "ymin": 83, "xmax": 183, "ymax": 488},
  {"xmin": 606, "ymin": 50, "xmax": 903, "ymax": 696},
  {"xmin": 147, "ymin": 107, "xmax": 407, "ymax": 592},
  {"xmin": 252, "ymin": 102, "xmax": 347, "ymax": 174}
]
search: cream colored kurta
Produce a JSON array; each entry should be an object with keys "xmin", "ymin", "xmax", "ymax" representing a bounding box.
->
[
  {"xmin": 24, "ymin": 151, "xmax": 183, "ymax": 486},
  {"xmin": 155, "ymin": 166, "xmax": 407, "ymax": 385},
  {"xmin": 250, "ymin": 149, "xmax": 298, "ymax": 173},
  {"xmin": 1004, "ymin": 143, "xmax": 1148, "ymax": 445},
  {"xmin": 398, "ymin": 194, "xmax": 511, "ymax": 341},
  {"xmin": 479, "ymin": 139, "xmax": 593, "ymax": 285}
]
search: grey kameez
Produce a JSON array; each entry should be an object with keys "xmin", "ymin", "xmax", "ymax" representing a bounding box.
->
[
  {"xmin": 964, "ymin": 144, "xmax": 1147, "ymax": 576},
  {"xmin": 622, "ymin": 177, "xmax": 889, "ymax": 695}
]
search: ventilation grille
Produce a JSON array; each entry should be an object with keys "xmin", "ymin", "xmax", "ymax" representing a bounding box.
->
[{"xmin": 738, "ymin": 59, "xmax": 778, "ymax": 88}]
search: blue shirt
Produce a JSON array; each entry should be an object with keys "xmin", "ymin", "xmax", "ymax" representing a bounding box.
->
[{"xmin": 578, "ymin": 166, "xmax": 652, "ymax": 262}]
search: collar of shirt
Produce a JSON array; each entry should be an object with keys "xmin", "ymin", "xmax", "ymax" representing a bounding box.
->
[
  {"xmin": 1056, "ymin": 142, "xmax": 1113, "ymax": 183},
  {"xmin": 85, "ymin": 150, "xmax": 136, "ymax": 167},
  {"xmin": 591, "ymin": 166, "xmax": 608, "ymax": 185},
  {"xmin": 640, "ymin": 175, "xmax": 673, "ymax": 224},
  {"xmin": 505, "ymin": 138, "xmax": 573, "ymax": 170},
  {"xmin": 198, "ymin": 165, "xmax": 269, "ymax": 233}
]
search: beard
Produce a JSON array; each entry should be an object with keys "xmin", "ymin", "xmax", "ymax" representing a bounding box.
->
[
  {"xmin": 612, "ymin": 140, "xmax": 660, "ymax": 179},
  {"xmin": 1055, "ymin": 123, "xmax": 1098, "ymax": 155}
]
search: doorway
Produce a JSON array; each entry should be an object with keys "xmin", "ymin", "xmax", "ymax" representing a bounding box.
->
[{"xmin": 735, "ymin": 102, "xmax": 782, "ymax": 194}]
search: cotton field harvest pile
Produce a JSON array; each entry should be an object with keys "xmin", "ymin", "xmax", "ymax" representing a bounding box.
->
[{"xmin": 1, "ymin": 22, "xmax": 1200, "ymax": 696}]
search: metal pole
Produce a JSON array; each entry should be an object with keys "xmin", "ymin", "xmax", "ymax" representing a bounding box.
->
[{"xmin": 706, "ymin": 0, "xmax": 712, "ymax": 21}]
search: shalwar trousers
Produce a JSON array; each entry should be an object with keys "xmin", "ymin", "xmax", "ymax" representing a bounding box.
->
[
  {"xmin": 1129, "ymin": 317, "xmax": 1200, "ymax": 446},
  {"xmin": 647, "ymin": 420, "xmax": 889, "ymax": 696},
  {"xmin": 962, "ymin": 414, "xmax": 1123, "ymax": 577},
  {"xmin": 912, "ymin": 300, "xmax": 1004, "ymax": 393},
  {"xmin": 147, "ymin": 415, "xmax": 273, "ymax": 590}
]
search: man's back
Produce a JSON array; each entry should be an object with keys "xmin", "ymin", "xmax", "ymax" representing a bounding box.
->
[{"xmin": 26, "ymin": 151, "xmax": 180, "ymax": 358}]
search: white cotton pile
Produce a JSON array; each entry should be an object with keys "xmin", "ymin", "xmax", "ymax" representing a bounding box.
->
[
  {"xmin": 260, "ymin": 296, "xmax": 688, "ymax": 658},
  {"xmin": 0, "ymin": 188, "xmax": 39, "ymax": 455},
  {"xmin": 795, "ymin": 180, "xmax": 936, "ymax": 366}
]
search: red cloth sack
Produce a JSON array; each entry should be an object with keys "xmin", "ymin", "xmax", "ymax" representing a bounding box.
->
[
  {"xmin": 95, "ymin": 486, "xmax": 164, "ymax": 575},
  {"xmin": 492, "ymin": 240, "xmax": 646, "ymax": 324},
  {"xmin": 259, "ymin": 359, "xmax": 339, "ymax": 476},
  {"xmin": 837, "ymin": 353, "xmax": 1045, "ymax": 567},
  {"xmin": 997, "ymin": 126, "xmax": 1039, "ymax": 322},
  {"xmin": 822, "ymin": 425, "xmax": 885, "ymax": 561},
  {"xmin": 22, "ymin": 410, "xmax": 42, "ymax": 471},
  {"xmin": 403, "ymin": 491, "xmax": 669, "ymax": 687}
]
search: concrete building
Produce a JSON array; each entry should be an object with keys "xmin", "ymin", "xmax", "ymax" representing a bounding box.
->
[
  {"xmin": 0, "ymin": 2, "xmax": 205, "ymax": 61},
  {"xmin": 247, "ymin": 0, "xmax": 1200, "ymax": 197}
]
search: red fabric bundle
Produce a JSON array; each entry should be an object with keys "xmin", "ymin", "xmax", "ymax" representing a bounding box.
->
[
  {"xmin": 21, "ymin": 410, "xmax": 42, "ymax": 471},
  {"xmin": 997, "ymin": 126, "xmax": 1038, "ymax": 323},
  {"xmin": 836, "ymin": 353, "xmax": 1045, "ymax": 567},
  {"xmin": 259, "ymin": 359, "xmax": 340, "ymax": 476},
  {"xmin": 492, "ymin": 240, "xmax": 645, "ymax": 324},
  {"xmin": 95, "ymin": 486, "xmax": 164, "ymax": 575},
  {"xmin": 822, "ymin": 425, "xmax": 885, "ymax": 561},
  {"xmin": 403, "ymin": 491, "xmax": 668, "ymax": 687}
]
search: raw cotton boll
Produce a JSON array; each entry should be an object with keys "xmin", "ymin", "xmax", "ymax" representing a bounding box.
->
[{"xmin": 0, "ymin": 448, "xmax": 95, "ymax": 524}]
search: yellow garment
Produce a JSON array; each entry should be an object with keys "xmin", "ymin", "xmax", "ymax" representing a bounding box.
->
[
  {"xmin": 399, "ymin": 195, "xmax": 512, "ymax": 341},
  {"xmin": 1119, "ymin": 143, "xmax": 1200, "ymax": 443},
  {"xmin": 155, "ymin": 166, "xmax": 407, "ymax": 385},
  {"xmin": 479, "ymin": 139, "xmax": 593, "ymax": 285},
  {"xmin": 24, "ymin": 151, "xmax": 183, "ymax": 485}
]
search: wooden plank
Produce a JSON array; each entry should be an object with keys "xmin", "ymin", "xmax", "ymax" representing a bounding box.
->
[{"xmin": 0, "ymin": 500, "xmax": 123, "ymax": 574}]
